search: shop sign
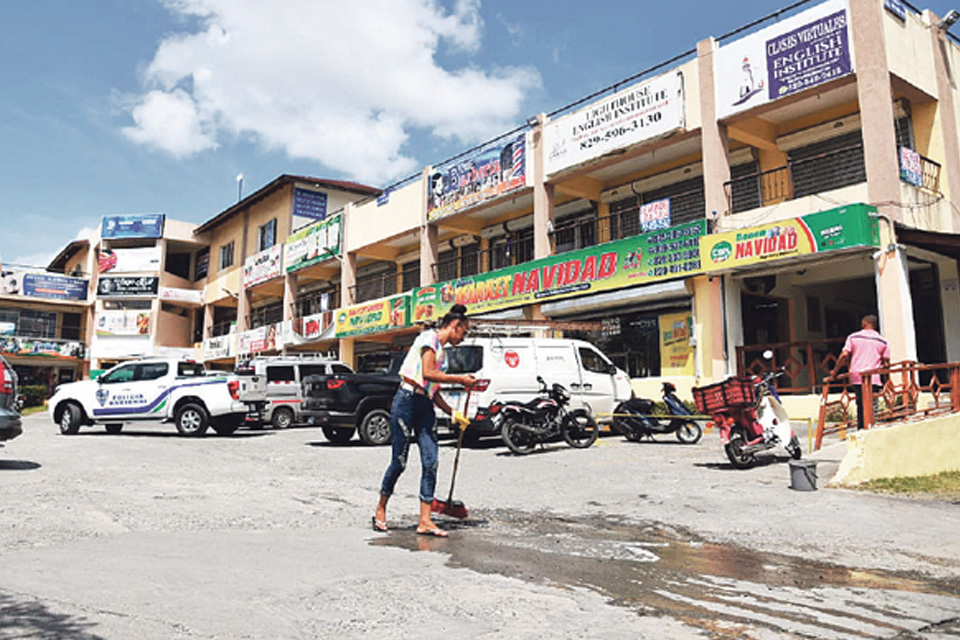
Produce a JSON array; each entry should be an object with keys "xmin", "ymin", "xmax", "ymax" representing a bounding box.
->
[
  {"xmin": 884, "ymin": 0, "xmax": 907, "ymax": 21},
  {"xmin": 90, "ymin": 334, "xmax": 151, "ymax": 359},
  {"xmin": 203, "ymin": 334, "xmax": 235, "ymax": 360},
  {"xmin": 98, "ymin": 247, "xmax": 161, "ymax": 274},
  {"xmin": 0, "ymin": 337, "xmax": 85, "ymax": 360},
  {"xmin": 544, "ymin": 71, "xmax": 685, "ymax": 177},
  {"xmin": 715, "ymin": 0, "xmax": 853, "ymax": 119},
  {"xmin": 302, "ymin": 311, "xmax": 333, "ymax": 340},
  {"xmin": 244, "ymin": 244, "xmax": 283, "ymax": 287},
  {"xmin": 101, "ymin": 213, "xmax": 165, "ymax": 239},
  {"xmin": 159, "ymin": 286, "xmax": 204, "ymax": 305},
  {"xmin": 97, "ymin": 276, "xmax": 159, "ymax": 297},
  {"xmin": 659, "ymin": 311, "xmax": 694, "ymax": 376},
  {"xmin": 699, "ymin": 204, "xmax": 879, "ymax": 271},
  {"xmin": 899, "ymin": 147, "xmax": 924, "ymax": 187},
  {"xmin": 284, "ymin": 214, "xmax": 342, "ymax": 272},
  {"xmin": 335, "ymin": 294, "xmax": 410, "ymax": 338},
  {"xmin": 96, "ymin": 310, "xmax": 151, "ymax": 337},
  {"xmin": 1, "ymin": 270, "xmax": 88, "ymax": 302},
  {"xmin": 292, "ymin": 188, "xmax": 328, "ymax": 221},
  {"xmin": 427, "ymin": 132, "xmax": 528, "ymax": 222},
  {"xmin": 640, "ymin": 198, "xmax": 671, "ymax": 232},
  {"xmin": 238, "ymin": 323, "xmax": 280, "ymax": 355},
  {"xmin": 195, "ymin": 247, "xmax": 209, "ymax": 280},
  {"xmin": 413, "ymin": 220, "xmax": 706, "ymax": 322}
]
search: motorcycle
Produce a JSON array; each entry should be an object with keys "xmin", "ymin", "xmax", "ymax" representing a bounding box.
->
[
  {"xmin": 481, "ymin": 376, "xmax": 598, "ymax": 455},
  {"xmin": 693, "ymin": 357, "xmax": 802, "ymax": 469},
  {"xmin": 613, "ymin": 382, "xmax": 702, "ymax": 444}
]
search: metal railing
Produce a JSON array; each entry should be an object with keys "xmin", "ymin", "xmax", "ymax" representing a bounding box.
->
[
  {"xmin": 736, "ymin": 338, "xmax": 845, "ymax": 394},
  {"xmin": 724, "ymin": 144, "xmax": 867, "ymax": 213},
  {"xmin": 350, "ymin": 272, "xmax": 397, "ymax": 304},
  {"xmin": 919, "ymin": 155, "xmax": 942, "ymax": 193},
  {"xmin": 815, "ymin": 360, "xmax": 960, "ymax": 450}
]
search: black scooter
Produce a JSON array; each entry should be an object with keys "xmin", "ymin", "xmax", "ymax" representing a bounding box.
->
[{"xmin": 613, "ymin": 382, "xmax": 702, "ymax": 444}]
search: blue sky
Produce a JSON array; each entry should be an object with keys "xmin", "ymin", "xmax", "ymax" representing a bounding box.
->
[{"xmin": 1, "ymin": 0, "xmax": 954, "ymax": 270}]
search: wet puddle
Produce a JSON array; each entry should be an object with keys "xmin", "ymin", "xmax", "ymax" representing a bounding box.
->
[{"xmin": 372, "ymin": 510, "xmax": 960, "ymax": 639}]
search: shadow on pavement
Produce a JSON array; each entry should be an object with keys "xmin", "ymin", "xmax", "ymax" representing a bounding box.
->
[
  {"xmin": 0, "ymin": 459, "xmax": 41, "ymax": 471},
  {"xmin": 0, "ymin": 591, "xmax": 104, "ymax": 640}
]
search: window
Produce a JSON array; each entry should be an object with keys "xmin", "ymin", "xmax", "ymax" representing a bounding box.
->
[
  {"xmin": 789, "ymin": 130, "xmax": 865, "ymax": 198},
  {"xmin": 267, "ymin": 365, "xmax": 296, "ymax": 383},
  {"xmin": 438, "ymin": 249, "xmax": 458, "ymax": 282},
  {"xmin": 578, "ymin": 347, "xmax": 612, "ymax": 374},
  {"xmin": 17, "ymin": 310, "xmax": 57, "ymax": 339},
  {"xmin": 177, "ymin": 362, "xmax": 206, "ymax": 377},
  {"xmin": 446, "ymin": 346, "xmax": 483, "ymax": 373},
  {"xmin": 299, "ymin": 364, "xmax": 328, "ymax": 378},
  {"xmin": 136, "ymin": 362, "xmax": 169, "ymax": 381},
  {"xmin": 219, "ymin": 242, "xmax": 235, "ymax": 270},
  {"xmin": 460, "ymin": 243, "xmax": 480, "ymax": 277},
  {"xmin": 165, "ymin": 252, "xmax": 190, "ymax": 279},
  {"xmin": 100, "ymin": 364, "xmax": 137, "ymax": 384},
  {"xmin": 258, "ymin": 219, "xmax": 277, "ymax": 251},
  {"xmin": 194, "ymin": 247, "xmax": 210, "ymax": 281},
  {"xmin": 332, "ymin": 364, "xmax": 353, "ymax": 375},
  {"xmin": 401, "ymin": 261, "xmax": 420, "ymax": 291},
  {"xmin": 61, "ymin": 312, "xmax": 82, "ymax": 340}
]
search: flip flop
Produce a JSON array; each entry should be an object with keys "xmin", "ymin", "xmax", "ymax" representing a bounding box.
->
[
  {"xmin": 416, "ymin": 527, "xmax": 449, "ymax": 538},
  {"xmin": 371, "ymin": 516, "xmax": 388, "ymax": 533}
]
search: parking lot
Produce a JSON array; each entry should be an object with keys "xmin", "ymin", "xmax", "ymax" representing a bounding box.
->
[{"xmin": 1, "ymin": 413, "xmax": 959, "ymax": 639}]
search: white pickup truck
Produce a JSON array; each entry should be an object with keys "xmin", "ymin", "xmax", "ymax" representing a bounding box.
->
[{"xmin": 49, "ymin": 358, "xmax": 267, "ymax": 437}]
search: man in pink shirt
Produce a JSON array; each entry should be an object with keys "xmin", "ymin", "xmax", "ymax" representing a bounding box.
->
[{"xmin": 826, "ymin": 314, "xmax": 891, "ymax": 429}]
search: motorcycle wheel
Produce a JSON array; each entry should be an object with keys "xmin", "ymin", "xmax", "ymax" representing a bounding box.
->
[
  {"xmin": 675, "ymin": 420, "xmax": 703, "ymax": 445},
  {"xmin": 562, "ymin": 410, "xmax": 598, "ymax": 449},
  {"xmin": 724, "ymin": 426, "xmax": 756, "ymax": 469},
  {"xmin": 613, "ymin": 403, "xmax": 641, "ymax": 442},
  {"xmin": 501, "ymin": 417, "xmax": 537, "ymax": 455},
  {"xmin": 787, "ymin": 434, "xmax": 803, "ymax": 460}
]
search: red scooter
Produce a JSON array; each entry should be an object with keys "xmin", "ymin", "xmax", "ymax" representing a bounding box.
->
[{"xmin": 693, "ymin": 362, "xmax": 801, "ymax": 469}]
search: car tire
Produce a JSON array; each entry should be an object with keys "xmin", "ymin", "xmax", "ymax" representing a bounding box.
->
[
  {"xmin": 175, "ymin": 402, "xmax": 210, "ymax": 437},
  {"xmin": 271, "ymin": 407, "xmax": 294, "ymax": 430},
  {"xmin": 212, "ymin": 417, "xmax": 242, "ymax": 436},
  {"xmin": 58, "ymin": 403, "xmax": 83, "ymax": 435},
  {"xmin": 358, "ymin": 409, "xmax": 391, "ymax": 446},
  {"xmin": 322, "ymin": 425, "xmax": 354, "ymax": 444},
  {"xmin": 105, "ymin": 423, "xmax": 123, "ymax": 435}
]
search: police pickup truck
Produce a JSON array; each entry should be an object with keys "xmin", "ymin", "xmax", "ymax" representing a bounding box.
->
[{"xmin": 49, "ymin": 358, "xmax": 267, "ymax": 437}]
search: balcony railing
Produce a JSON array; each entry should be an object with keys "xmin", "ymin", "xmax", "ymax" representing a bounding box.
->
[
  {"xmin": 918, "ymin": 155, "xmax": 942, "ymax": 193},
  {"xmin": 736, "ymin": 338, "xmax": 846, "ymax": 394},
  {"xmin": 724, "ymin": 144, "xmax": 867, "ymax": 214},
  {"xmin": 350, "ymin": 272, "xmax": 397, "ymax": 304}
]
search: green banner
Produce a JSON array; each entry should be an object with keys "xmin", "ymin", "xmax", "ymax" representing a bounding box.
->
[
  {"xmin": 413, "ymin": 220, "xmax": 706, "ymax": 322},
  {"xmin": 700, "ymin": 203, "xmax": 879, "ymax": 271},
  {"xmin": 284, "ymin": 213, "xmax": 342, "ymax": 273},
  {"xmin": 335, "ymin": 293, "xmax": 411, "ymax": 338}
]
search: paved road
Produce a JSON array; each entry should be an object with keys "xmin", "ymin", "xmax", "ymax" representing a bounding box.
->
[{"xmin": 1, "ymin": 413, "xmax": 958, "ymax": 639}]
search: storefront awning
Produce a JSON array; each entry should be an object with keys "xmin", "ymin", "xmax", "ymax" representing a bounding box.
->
[
  {"xmin": 896, "ymin": 224, "xmax": 960, "ymax": 260},
  {"xmin": 540, "ymin": 280, "xmax": 689, "ymax": 317}
]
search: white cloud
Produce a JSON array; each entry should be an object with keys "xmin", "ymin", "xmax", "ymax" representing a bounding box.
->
[{"xmin": 120, "ymin": 0, "xmax": 541, "ymax": 184}]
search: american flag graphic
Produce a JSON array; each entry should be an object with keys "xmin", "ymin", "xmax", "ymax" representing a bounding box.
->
[{"xmin": 512, "ymin": 138, "xmax": 525, "ymax": 178}]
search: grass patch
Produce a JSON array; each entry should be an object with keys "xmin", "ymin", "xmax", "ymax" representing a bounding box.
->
[
  {"xmin": 860, "ymin": 470, "xmax": 960, "ymax": 500},
  {"xmin": 20, "ymin": 405, "xmax": 47, "ymax": 417}
]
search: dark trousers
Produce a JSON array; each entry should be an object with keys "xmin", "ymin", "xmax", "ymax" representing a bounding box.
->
[{"xmin": 853, "ymin": 384, "xmax": 881, "ymax": 430}]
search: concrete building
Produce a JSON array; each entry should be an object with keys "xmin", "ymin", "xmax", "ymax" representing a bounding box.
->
[{"xmin": 41, "ymin": 0, "xmax": 960, "ymax": 410}]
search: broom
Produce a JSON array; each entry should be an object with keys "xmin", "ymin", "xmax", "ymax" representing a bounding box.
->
[{"xmin": 431, "ymin": 379, "xmax": 488, "ymax": 519}]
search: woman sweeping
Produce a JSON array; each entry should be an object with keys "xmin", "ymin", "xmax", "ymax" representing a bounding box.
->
[{"xmin": 372, "ymin": 304, "xmax": 476, "ymax": 537}]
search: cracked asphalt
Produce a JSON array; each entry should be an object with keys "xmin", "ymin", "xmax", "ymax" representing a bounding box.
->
[{"xmin": 1, "ymin": 412, "xmax": 958, "ymax": 639}]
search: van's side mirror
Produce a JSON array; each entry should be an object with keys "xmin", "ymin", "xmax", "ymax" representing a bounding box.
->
[{"xmin": 607, "ymin": 364, "xmax": 618, "ymax": 375}]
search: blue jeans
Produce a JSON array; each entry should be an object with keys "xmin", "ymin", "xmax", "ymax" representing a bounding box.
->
[{"xmin": 380, "ymin": 388, "xmax": 439, "ymax": 503}]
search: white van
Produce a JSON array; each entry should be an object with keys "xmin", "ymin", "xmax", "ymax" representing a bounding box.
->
[
  {"xmin": 440, "ymin": 337, "xmax": 632, "ymax": 433},
  {"xmin": 242, "ymin": 356, "xmax": 353, "ymax": 428}
]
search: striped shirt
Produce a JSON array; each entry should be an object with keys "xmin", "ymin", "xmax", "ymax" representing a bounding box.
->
[{"xmin": 843, "ymin": 329, "xmax": 890, "ymax": 385}]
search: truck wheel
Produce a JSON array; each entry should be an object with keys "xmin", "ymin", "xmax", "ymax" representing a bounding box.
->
[
  {"xmin": 105, "ymin": 423, "xmax": 124, "ymax": 435},
  {"xmin": 358, "ymin": 409, "xmax": 391, "ymax": 446},
  {"xmin": 175, "ymin": 402, "xmax": 210, "ymax": 437},
  {"xmin": 271, "ymin": 407, "xmax": 294, "ymax": 430},
  {"xmin": 322, "ymin": 426, "xmax": 354, "ymax": 444},
  {"xmin": 58, "ymin": 403, "xmax": 83, "ymax": 435},
  {"xmin": 212, "ymin": 417, "xmax": 242, "ymax": 436}
]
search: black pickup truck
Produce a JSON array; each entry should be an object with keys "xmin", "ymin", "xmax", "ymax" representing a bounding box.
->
[{"xmin": 301, "ymin": 352, "xmax": 403, "ymax": 445}]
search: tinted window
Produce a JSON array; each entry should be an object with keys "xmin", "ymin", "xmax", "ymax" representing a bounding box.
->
[
  {"xmin": 178, "ymin": 362, "xmax": 206, "ymax": 377},
  {"xmin": 267, "ymin": 365, "xmax": 296, "ymax": 382},
  {"xmin": 299, "ymin": 364, "xmax": 328, "ymax": 378},
  {"xmin": 446, "ymin": 346, "xmax": 483, "ymax": 374},
  {"xmin": 101, "ymin": 365, "xmax": 137, "ymax": 384},
  {"xmin": 332, "ymin": 364, "xmax": 353, "ymax": 375},
  {"xmin": 578, "ymin": 347, "xmax": 612, "ymax": 374},
  {"xmin": 137, "ymin": 363, "xmax": 169, "ymax": 381}
]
